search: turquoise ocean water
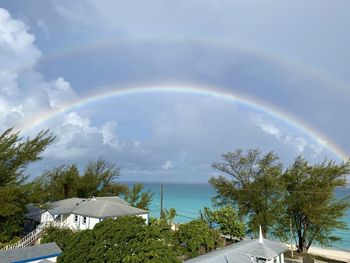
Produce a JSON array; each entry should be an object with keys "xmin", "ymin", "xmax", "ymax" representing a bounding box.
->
[{"xmin": 125, "ymin": 182, "xmax": 350, "ymax": 251}]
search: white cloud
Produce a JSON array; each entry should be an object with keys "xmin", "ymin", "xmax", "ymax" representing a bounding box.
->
[
  {"xmin": 256, "ymin": 122, "xmax": 281, "ymax": 139},
  {"xmin": 37, "ymin": 19, "xmax": 50, "ymax": 36},
  {"xmin": 100, "ymin": 121, "xmax": 122, "ymax": 150},
  {"xmin": 0, "ymin": 8, "xmax": 41, "ymax": 71},
  {"xmin": 47, "ymin": 77, "xmax": 77, "ymax": 109},
  {"xmin": 0, "ymin": 8, "xmax": 77, "ymax": 132},
  {"xmin": 161, "ymin": 160, "xmax": 173, "ymax": 170},
  {"xmin": 252, "ymin": 115, "xmax": 326, "ymax": 156}
]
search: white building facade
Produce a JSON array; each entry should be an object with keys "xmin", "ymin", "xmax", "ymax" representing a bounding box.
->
[{"xmin": 40, "ymin": 196, "xmax": 149, "ymax": 230}]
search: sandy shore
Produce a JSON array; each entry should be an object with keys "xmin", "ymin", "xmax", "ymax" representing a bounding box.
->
[
  {"xmin": 284, "ymin": 243, "xmax": 350, "ymax": 262},
  {"xmin": 308, "ymin": 246, "xmax": 350, "ymax": 262}
]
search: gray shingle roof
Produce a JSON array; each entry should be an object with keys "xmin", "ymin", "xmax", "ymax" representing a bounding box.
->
[
  {"xmin": 46, "ymin": 196, "xmax": 147, "ymax": 218},
  {"xmin": 185, "ymin": 238, "xmax": 287, "ymax": 263},
  {"xmin": 25, "ymin": 205, "xmax": 42, "ymax": 222},
  {"xmin": 0, "ymin": 242, "xmax": 61, "ymax": 263}
]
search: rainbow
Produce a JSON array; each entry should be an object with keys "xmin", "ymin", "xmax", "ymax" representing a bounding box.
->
[
  {"xmin": 17, "ymin": 83, "xmax": 349, "ymax": 161},
  {"xmin": 42, "ymin": 37, "xmax": 349, "ymax": 95}
]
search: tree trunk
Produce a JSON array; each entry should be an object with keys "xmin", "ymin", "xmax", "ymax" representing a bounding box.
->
[{"xmin": 297, "ymin": 227, "xmax": 308, "ymax": 253}]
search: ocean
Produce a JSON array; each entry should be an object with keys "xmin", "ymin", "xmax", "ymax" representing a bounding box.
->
[{"xmin": 125, "ymin": 182, "xmax": 350, "ymax": 251}]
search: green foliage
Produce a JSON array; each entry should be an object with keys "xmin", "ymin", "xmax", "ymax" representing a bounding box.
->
[
  {"xmin": 277, "ymin": 156, "xmax": 350, "ymax": 252},
  {"xmin": 78, "ymin": 159, "xmax": 123, "ymax": 198},
  {"xmin": 123, "ymin": 184, "xmax": 154, "ymax": 209},
  {"xmin": 160, "ymin": 208, "xmax": 176, "ymax": 226},
  {"xmin": 210, "ymin": 149, "xmax": 284, "ymax": 236},
  {"xmin": 36, "ymin": 165, "xmax": 80, "ymax": 201},
  {"xmin": 35, "ymin": 158, "xmax": 127, "ymax": 202},
  {"xmin": 0, "ymin": 128, "xmax": 54, "ymax": 243},
  {"xmin": 41, "ymin": 226, "xmax": 75, "ymax": 250},
  {"xmin": 174, "ymin": 220, "xmax": 223, "ymax": 258},
  {"xmin": 58, "ymin": 216, "xmax": 180, "ymax": 263},
  {"xmin": 200, "ymin": 206, "xmax": 245, "ymax": 239},
  {"xmin": 210, "ymin": 149, "xmax": 350, "ymax": 253}
]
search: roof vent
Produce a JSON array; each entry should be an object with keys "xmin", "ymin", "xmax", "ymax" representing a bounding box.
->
[
  {"xmin": 259, "ymin": 225, "xmax": 263, "ymax": 244},
  {"xmin": 91, "ymin": 196, "xmax": 97, "ymax": 201}
]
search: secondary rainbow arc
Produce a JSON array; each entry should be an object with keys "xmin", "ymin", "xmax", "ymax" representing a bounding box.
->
[
  {"xmin": 17, "ymin": 83, "xmax": 349, "ymax": 161},
  {"xmin": 42, "ymin": 37, "xmax": 349, "ymax": 95}
]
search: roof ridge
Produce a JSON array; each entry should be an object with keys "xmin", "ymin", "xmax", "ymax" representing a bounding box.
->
[{"xmin": 99, "ymin": 199, "xmax": 109, "ymax": 218}]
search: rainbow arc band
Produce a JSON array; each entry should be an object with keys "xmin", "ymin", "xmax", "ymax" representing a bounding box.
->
[{"xmin": 16, "ymin": 83, "xmax": 349, "ymax": 161}]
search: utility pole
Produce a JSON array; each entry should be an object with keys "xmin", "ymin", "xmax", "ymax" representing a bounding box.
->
[
  {"xmin": 160, "ymin": 183, "xmax": 164, "ymax": 218},
  {"xmin": 290, "ymin": 218, "xmax": 294, "ymax": 258}
]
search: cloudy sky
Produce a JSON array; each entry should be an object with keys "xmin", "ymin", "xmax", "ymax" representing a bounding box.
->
[{"xmin": 1, "ymin": 0, "xmax": 350, "ymax": 182}]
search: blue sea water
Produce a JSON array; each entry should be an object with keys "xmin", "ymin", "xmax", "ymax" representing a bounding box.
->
[{"xmin": 125, "ymin": 182, "xmax": 350, "ymax": 251}]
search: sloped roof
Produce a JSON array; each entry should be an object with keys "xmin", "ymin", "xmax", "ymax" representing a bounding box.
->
[
  {"xmin": 185, "ymin": 238, "xmax": 287, "ymax": 263},
  {"xmin": 0, "ymin": 242, "xmax": 61, "ymax": 263},
  {"xmin": 73, "ymin": 199, "xmax": 147, "ymax": 218},
  {"xmin": 46, "ymin": 196, "xmax": 147, "ymax": 218},
  {"xmin": 25, "ymin": 204, "xmax": 42, "ymax": 222}
]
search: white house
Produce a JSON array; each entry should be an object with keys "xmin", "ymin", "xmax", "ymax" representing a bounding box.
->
[
  {"xmin": 185, "ymin": 226, "xmax": 287, "ymax": 263},
  {"xmin": 39, "ymin": 196, "xmax": 149, "ymax": 230},
  {"xmin": 1, "ymin": 196, "xmax": 148, "ymax": 252}
]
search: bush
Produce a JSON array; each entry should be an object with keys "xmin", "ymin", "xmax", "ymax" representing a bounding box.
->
[
  {"xmin": 175, "ymin": 220, "xmax": 223, "ymax": 258},
  {"xmin": 58, "ymin": 216, "xmax": 180, "ymax": 263},
  {"xmin": 200, "ymin": 206, "xmax": 245, "ymax": 239},
  {"xmin": 41, "ymin": 226, "xmax": 75, "ymax": 250}
]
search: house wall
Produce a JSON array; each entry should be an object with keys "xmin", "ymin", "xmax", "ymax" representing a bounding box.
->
[
  {"xmin": 54, "ymin": 214, "xmax": 101, "ymax": 230},
  {"xmin": 40, "ymin": 211, "xmax": 54, "ymax": 224},
  {"xmin": 139, "ymin": 213, "xmax": 149, "ymax": 224},
  {"xmin": 31, "ymin": 255, "xmax": 58, "ymax": 262},
  {"xmin": 41, "ymin": 212, "xmax": 149, "ymax": 230}
]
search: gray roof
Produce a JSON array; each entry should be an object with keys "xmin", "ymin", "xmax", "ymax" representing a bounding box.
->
[
  {"xmin": 0, "ymin": 242, "xmax": 61, "ymax": 263},
  {"xmin": 185, "ymin": 238, "xmax": 287, "ymax": 263},
  {"xmin": 25, "ymin": 205, "xmax": 42, "ymax": 222},
  {"xmin": 46, "ymin": 196, "xmax": 148, "ymax": 218}
]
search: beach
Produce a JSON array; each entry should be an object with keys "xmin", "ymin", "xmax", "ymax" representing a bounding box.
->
[{"xmin": 308, "ymin": 246, "xmax": 350, "ymax": 262}]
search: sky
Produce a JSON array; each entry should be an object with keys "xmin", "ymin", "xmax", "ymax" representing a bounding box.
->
[{"xmin": 0, "ymin": 0, "xmax": 350, "ymax": 183}]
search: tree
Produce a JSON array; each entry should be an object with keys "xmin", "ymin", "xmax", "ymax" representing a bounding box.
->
[
  {"xmin": 35, "ymin": 159, "xmax": 127, "ymax": 202},
  {"xmin": 58, "ymin": 216, "xmax": 180, "ymax": 263},
  {"xmin": 41, "ymin": 226, "xmax": 75, "ymax": 250},
  {"xmin": 36, "ymin": 165, "xmax": 80, "ymax": 202},
  {"xmin": 0, "ymin": 128, "xmax": 54, "ymax": 243},
  {"xmin": 200, "ymin": 206, "xmax": 245, "ymax": 239},
  {"xmin": 277, "ymin": 156, "xmax": 350, "ymax": 253},
  {"xmin": 209, "ymin": 149, "xmax": 284, "ymax": 236},
  {"xmin": 78, "ymin": 158, "xmax": 123, "ymax": 198},
  {"xmin": 174, "ymin": 220, "xmax": 223, "ymax": 258},
  {"xmin": 160, "ymin": 208, "xmax": 177, "ymax": 226},
  {"xmin": 123, "ymin": 184, "xmax": 154, "ymax": 210}
]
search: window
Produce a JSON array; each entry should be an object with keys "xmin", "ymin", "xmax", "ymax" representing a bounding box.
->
[
  {"xmin": 83, "ymin": 216, "xmax": 87, "ymax": 224},
  {"xmin": 74, "ymin": 215, "xmax": 78, "ymax": 223}
]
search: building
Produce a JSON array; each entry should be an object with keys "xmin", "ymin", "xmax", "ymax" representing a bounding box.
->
[
  {"xmin": 0, "ymin": 242, "xmax": 61, "ymax": 263},
  {"xmin": 185, "ymin": 226, "xmax": 287, "ymax": 263},
  {"xmin": 39, "ymin": 196, "xmax": 149, "ymax": 230},
  {"xmin": 1, "ymin": 196, "xmax": 149, "ymax": 251}
]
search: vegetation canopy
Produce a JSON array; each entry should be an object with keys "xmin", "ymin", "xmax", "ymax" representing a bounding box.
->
[
  {"xmin": 210, "ymin": 149, "xmax": 284, "ymax": 236},
  {"xmin": 210, "ymin": 149, "xmax": 350, "ymax": 253},
  {"xmin": 277, "ymin": 156, "xmax": 350, "ymax": 252},
  {"xmin": 58, "ymin": 216, "xmax": 180, "ymax": 263},
  {"xmin": 0, "ymin": 128, "xmax": 54, "ymax": 243}
]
